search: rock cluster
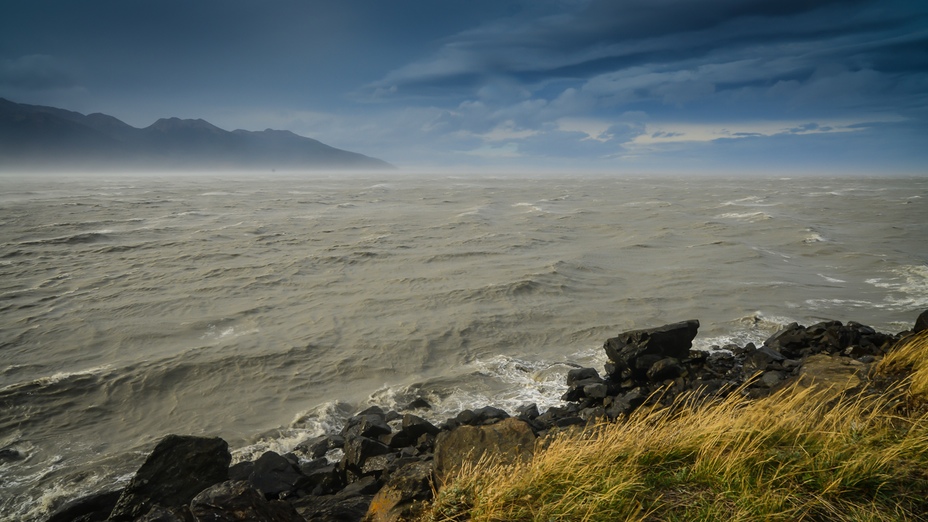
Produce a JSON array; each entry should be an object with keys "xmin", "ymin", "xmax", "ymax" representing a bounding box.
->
[{"xmin": 48, "ymin": 310, "xmax": 925, "ymax": 522}]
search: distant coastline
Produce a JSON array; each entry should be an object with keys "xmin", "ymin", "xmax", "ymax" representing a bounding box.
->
[{"xmin": 0, "ymin": 98, "xmax": 394, "ymax": 171}]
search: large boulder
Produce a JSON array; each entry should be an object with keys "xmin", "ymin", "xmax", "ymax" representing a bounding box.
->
[
  {"xmin": 433, "ymin": 417, "xmax": 535, "ymax": 487},
  {"xmin": 796, "ymin": 354, "xmax": 866, "ymax": 395},
  {"xmin": 189, "ymin": 480, "xmax": 304, "ymax": 522},
  {"xmin": 107, "ymin": 435, "xmax": 231, "ymax": 521},
  {"xmin": 604, "ymin": 320, "xmax": 699, "ymax": 380},
  {"xmin": 248, "ymin": 451, "xmax": 309, "ymax": 499}
]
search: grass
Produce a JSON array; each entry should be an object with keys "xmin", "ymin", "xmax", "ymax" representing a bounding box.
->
[{"xmin": 424, "ymin": 330, "xmax": 928, "ymax": 522}]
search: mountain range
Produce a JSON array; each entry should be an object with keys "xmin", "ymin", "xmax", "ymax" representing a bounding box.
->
[{"xmin": 0, "ymin": 98, "xmax": 393, "ymax": 171}]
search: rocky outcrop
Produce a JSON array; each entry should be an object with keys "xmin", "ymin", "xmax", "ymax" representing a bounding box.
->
[{"xmin": 107, "ymin": 435, "xmax": 231, "ymax": 521}]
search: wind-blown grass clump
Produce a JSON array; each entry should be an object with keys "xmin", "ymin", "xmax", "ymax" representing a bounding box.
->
[{"xmin": 426, "ymin": 332, "xmax": 928, "ymax": 522}]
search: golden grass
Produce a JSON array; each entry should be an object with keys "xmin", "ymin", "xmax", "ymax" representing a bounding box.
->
[
  {"xmin": 877, "ymin": 329, "xmax": 928, "ymax": 401},
  {"xmin": 424, "ymin": 332, "xmax": 928, "ymax": 522}
]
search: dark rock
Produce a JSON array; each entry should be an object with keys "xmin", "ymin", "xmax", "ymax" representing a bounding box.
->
[
  {"xmin": 134, "ymin": 505, "xmax": 187, "ymax": 522},
  {"xmin": 434, "ymin": 418, "xmax": 536, "ymax": 487},
  {"xmin": 341, "ymin": 437, "xmax": 392, "ymax": 476},
  {"xmin": 764, "ymin": 322, "xmax": 808, "ymax": 358},
  {"xmin": 516, "ymin": 403, "xmax": 540, "ymax": 420},
  {"xmin": 189, "ymin": 480, "xmax": 304, "ymax": 522},
  {"xmin": 566, "ymin": 367, "xmax": 601, "ymax": 385},
  {"xmin": 646, "ymin": 357, "xmax": 685, "ymax": 381},
  {"xmin": 583, "ymin": 383, "xmax": 609, "ymax": 399},
  {"xmin": 107, "ymin": 435, "xmax": 230, "ymax": 522},
  {"xmin": 400, "ymin": 414, "xmax": 440, "ymax": 439},
  {"xmin": 604, "ymin": 320, "xmax": 699, "ymax": 380},
  {"xmin": 914, "ymin": 310, "xmax": 928, "ymax": 333},
  {"xmin": 249, "ymin": 451, "xmax": 308, "ymax": 499},
  {"xmin": 361, "ymin": 453, "xmax": 398, "ymax": 476},
  {"xmin": 363, "ymin": 461, "xmax": 433, "ymax": 522},
  {"xmin": 473, "ymin": 405, "xmax": 510, "ymax": 424},
  {"xmin": 295, "ymin": 435, "xmax": 332, "ymax": 460},
  {"xmin": 605, "ymin": 388, "xmax": 647, "ymax": 419},
  {"xmin": 560, "ymin": 385, "xmax": 587, "ymax": 402},
  {"xmin": 228, "ymin": 461, "xmax": 254, "ymax": 482},
  {"xmin": 341, "ymin": 476, "xmax": 383, "ymax": 497},
  {"xmin": 47, "ymin": 490, "xmax": 122, "ymax": 522},
  {"xmin": 291, "ymin": 493, "xmax": 374, "ymax": 522},
  {"xmin": 302, "ymin": 462, "xmax": 343, "ymax": 496},
  {"xmin": 743, "ymin": 346, "xmax": 786, "ymax": 373}
]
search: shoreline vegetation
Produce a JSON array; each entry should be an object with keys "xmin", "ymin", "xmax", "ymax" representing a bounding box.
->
[{"xmin": 46, "ymin": 310, "xmax": 928, "ymax": 522}]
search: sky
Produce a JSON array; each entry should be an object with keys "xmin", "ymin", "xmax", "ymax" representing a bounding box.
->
[{"xmin": 2, "ymin": 0, "xmax": 927, "ymax": 174}]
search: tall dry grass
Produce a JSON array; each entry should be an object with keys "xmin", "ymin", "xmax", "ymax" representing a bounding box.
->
[{"xmin": 425, "ymin": 332, "xmax": 928, "ymax": 522}]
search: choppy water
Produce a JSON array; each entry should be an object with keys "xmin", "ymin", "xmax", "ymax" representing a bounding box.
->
[{"xmin": 1, "ymin": 172, "xmax": 926, "ymax": 520}]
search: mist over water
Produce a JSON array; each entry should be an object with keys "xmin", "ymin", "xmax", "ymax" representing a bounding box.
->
[{"xmin": 1, "ymin": 172, "xmax": 926, "ymax": 520}]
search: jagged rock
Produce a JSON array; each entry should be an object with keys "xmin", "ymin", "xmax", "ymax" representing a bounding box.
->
[
  {"xmin": 249, "ymin": 451, "xmax": 308, "ymax": 499},
  {"xmin": 107, "ymin": 435, "xmax": 230, "ymax": 522},
  {"xmin": 583, "ymin": 383, "xmax": 609, "ymax": 399},
  {"xmin": 363, "ymin": 461, "xmax": 433, "ymax": 522},
  {"xmin": 341, "ymin": 436, "xmax": 392, "ymax": 476},
  {"xmin": 47, "ymin": 490, "xmax": 122, "ymax": 522},
  {"xmin": 604, "ymin": 320, "xmax": 699, "ymax": 380},
  {"xmin": 743, "ymin": 346, "xmax": 786, "ymax": 374},
  {"xmin": 189, "ymin": 480, "xmax": 303, "ymax": 522},
  {"xmin": 291, "ymin": 493, "xmax": 374, "ymax": 522},
  {"xmin": 434, "ymin": 417, "xmax": 536, "ymax": 487},
  {"xmin": 301, "ymin": 461, "xmax": 343, "ymax": 496},
  {"xmin": 400, "ymin": 414, "xmax": 440, "ymax": 439}
]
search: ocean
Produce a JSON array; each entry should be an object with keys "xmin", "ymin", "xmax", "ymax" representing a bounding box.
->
[{"xmin": 1, "ymin": 172, "xmax": 926, "ymax": 520}]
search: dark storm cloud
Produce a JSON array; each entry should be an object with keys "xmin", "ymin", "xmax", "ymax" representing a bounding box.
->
[{"xmin": 366, "ymin": 0, "xmax": 927, "ymax": 100}]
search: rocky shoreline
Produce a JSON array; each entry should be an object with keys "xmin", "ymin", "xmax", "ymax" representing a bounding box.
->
[{"xmin": 47, "ymin": 309, "xmax": 928, "ymax": 522}]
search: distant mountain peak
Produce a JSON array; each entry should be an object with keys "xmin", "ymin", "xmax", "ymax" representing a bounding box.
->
[{"xmin": 0, "ymin": 99, "xmax": 394, "ymax": 171}]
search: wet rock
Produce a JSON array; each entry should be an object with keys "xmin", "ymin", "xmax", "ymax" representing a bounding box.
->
[
  {"xmin": 434, "ymin": 417, "xmax": 536, "ymax": 487},
  {"xmin": 583, "ymin": 382, "xmax": 609, "ymax": 399},
  {"xmin": 363, "ymin": 461, "xmax": 433, "ymax": 522},
  {"xmin": 341, "ymin": 436, "xmax": 392, "ymax": 477},
  {"xmin": 189, "ymin": 480, "xmax": 304, "ymax": 522},
  {"xmin": 566, "ymin": 367, "xmax": 601, "ymax": 385},
  {"xmin": 47, "ymin": 490, "xmax": 122, "ymax": 522},
  {"xmin": 107, "ymin": 435, "xmax": 230, "ymax": 522},
  {"xmin": 248, "ymin": 451, "xmax": 308, "ymax": 499},
  {"xmin": 295, "ymin": 434, "xmax": 339, "ymax": 460},
  {"xmin": 291, "ymin": 492, "xmax": 374, "ymax": 522},
  {"xmin": 301, "ymin": 462, "xmax": 343, "ymax": 496},
  {"xmin": 400, "ymin": 413, "xmax": 440, "ymax": 439},
  {"xmin": 604, "ymin": 320, "xmax": 699, "ymax": 380}
]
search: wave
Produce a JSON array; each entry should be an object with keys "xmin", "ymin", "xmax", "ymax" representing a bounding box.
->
[{"xmin": 20, "ymin": 231, "xmax": 113, "ymax": 246}]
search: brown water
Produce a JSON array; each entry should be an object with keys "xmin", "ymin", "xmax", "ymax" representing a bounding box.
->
[{"xmin": 1, "ymin": 172, "xmax": 926, "ymax": 520}]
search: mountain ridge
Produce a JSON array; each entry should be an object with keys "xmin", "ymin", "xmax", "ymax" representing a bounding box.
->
[{"xmin": 0, "ymin": 98, "xmax": 394, "ymax": 171}]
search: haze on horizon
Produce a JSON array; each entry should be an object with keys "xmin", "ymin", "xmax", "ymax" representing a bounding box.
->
[{"xmin": 2, "ymin": 0, "xmax": 927, "ymax": 175}]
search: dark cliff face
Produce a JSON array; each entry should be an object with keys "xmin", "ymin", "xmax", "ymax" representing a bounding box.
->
[{"xmin": 0, "ymin": 98, "xmax": 394, "ymax": 171}]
